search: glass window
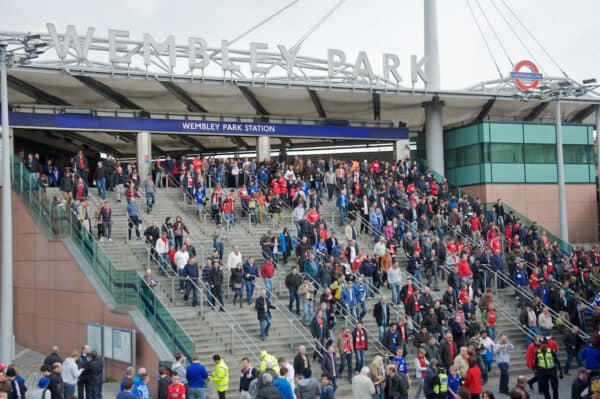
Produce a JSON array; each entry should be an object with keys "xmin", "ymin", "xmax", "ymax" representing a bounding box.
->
[
  {"xmin": 486, "ymin": 143, "xmax": 523, "ymax": 163},
  {"xmin": 445, "ymin": 150, "xmax": 456, "ymax": 169},
  {"xmin": 563, "ymin": 144, "xmax": 593, "ymax": 164},
  {"xmin": 451, "ymin": 144, "xmax": 482, "ymax": 167},
  {"xmin": 524, "ymin": 144, "xmax": 556, "ymax": 164}
]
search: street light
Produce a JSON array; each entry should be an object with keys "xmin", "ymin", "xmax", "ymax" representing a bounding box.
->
[
  {"xmin": 0, "ymin": 34, "xmax": 47, "ymax": 365},
  {"xmin": 533, "ymin": 79, "xmax": 600, "ymax": 246}
]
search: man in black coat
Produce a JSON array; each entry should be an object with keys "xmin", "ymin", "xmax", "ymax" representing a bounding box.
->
[
  {"xmin": 439, "ymin": 332, "xmax": 458, "ymax": 371},
  {"xmin": 321, "ymin": 345, "xmax": 338, "ymax": 390},
  {"xmin": 209, "ymin": 262, "xmax": 225, "ymax": 311},
  {"xmin": 293, "ymin": 345, "xmax": 311, "ymax": 377},
  {"xmin": 373, "ymin": 295, "xmax": 391, "ymax": 343},
  {"xmin": 285, "ymin": 266, "xmax": 303, "ymax": 315},
  {"xmin": 256, "ymin": 373, "xmax": 281, "ymax": 399},
  {"xmin": 563, "ymin": 326, "xmax": 584, "ymax": 375},
  {"xmin": 48, "ymin": 362, "xmax": 64, "ymax": 399},
  {"xmin": 157, "ymin": 366, "xmax": 172, "ymax": 399},
  {"xmin": 84, "ymin": 351, "xmax": 103, "ymax": 399},
  {"xmin": 44, "ymin": 346, "xmax": 63, "ymax": 367},
  {"xmin": 571, "ymin": 368, "xmax": 589, "ymax": 399}
]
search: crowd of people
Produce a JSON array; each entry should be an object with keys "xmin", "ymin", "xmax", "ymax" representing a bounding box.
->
[{"xmin": 15, "ymin": 150, "xmax": 600, "ymax": 399}]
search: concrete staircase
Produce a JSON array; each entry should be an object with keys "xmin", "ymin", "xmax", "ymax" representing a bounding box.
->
[{"xmin": 70, "ymin": 184, "xmax": 564, "ymax": 396}]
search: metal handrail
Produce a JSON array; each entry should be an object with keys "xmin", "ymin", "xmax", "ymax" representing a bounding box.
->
[
  {"xmin": 253, "ymin": 275, "xmax": 325, "ymax": 354},
  {"xmin": 441, "ymin": 217, "xmax": 596, "ymax": 312},
  {"xmin": 187, "ymin": 278, "xmax": 263, "ymax": 364}
]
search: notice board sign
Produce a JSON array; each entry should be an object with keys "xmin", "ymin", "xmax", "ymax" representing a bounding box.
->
[{"xmin": 86, "ymin": 323, "xmax": 135, "ymax": 365}]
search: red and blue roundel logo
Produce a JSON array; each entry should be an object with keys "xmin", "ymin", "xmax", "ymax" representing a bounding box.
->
[{"xmin": 511, "ymin": 60, "xmax": 543, "ymax": 91}]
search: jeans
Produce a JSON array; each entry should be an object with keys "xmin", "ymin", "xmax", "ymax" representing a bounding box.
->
[
  {"xmin": 413, "ymin": 378, "xmax": 424, "ymax": 399},
  {"xmin": 64, "ymin": 383, "xmax": 76, "ymax": 399},
  {"xmin": 354, "ymin": 349, "xmax": 364, "ymax": 372},
  {"xmin": 498, "ymin": 363, "xmax": 509, "ymax": 393},
  {"xmin": 260, "ymin": 314, "xmax": 272, "ymax": 338},
  {"xmin": 213, "ymin": 240, "xmax": 224, "ymax": 261},
  {"xmin": 146, "ymin": 192, "xmax": 155, "ymax": 213},
  {"xmin": 264, "ymin": 278, "xmax": 273, "ymax": 300},
  {"xmin": 302, "ymin": 299, "xmax": 313, "ymax": 324},
  {"xmin": 77, "ymin": 381, "xmax": 89, "ymax": 399},
  {"xmin": 479, "ymin": 355, "xmax": 488, "ymax": 384},
  {"xmin": 379, "ymin": 325, "xmax": 386, "ymax": 343},
  {"xmin": 327, "ymin": 184, "xmax": 334, "ymax": 200},
  {"xmin": 564, "ymin": 350, "xmax": 583, "ymax": 373},
  {"xmin": 338, "ymin": 207, "xmax": 346, "ymax": 225},
  {"xmin": 178, "ymin": 269, "xmax": 185, "ymax": 291},
  {"xmin": 526, "ymin": 326, "xmax": 538, "ymax": 346},
  {"xmin": 174, "ymin": 235, "xmax": 183, "ymax": 250},
  {"xmin": 338, "ymin": 352, "xmax": 352, "ymax": 381},
  {"xmin": 159, "ymin": 253, "xmax": 169, "ymax": 273},
  {"xmin": 391, "ymin": 283, "xmax": 401, "ymax": 305},
  {"xmin": 89, "ymin": 383, "xmax": 102, "ymax": 399},
  {"xmin": 356, "ymin": 301, "xmax": 367, "ymax": 321},
  {"xmin": 96, "ymin": 177, "xmax": 106, "ymax": 199},
  {"xmin": 486, "ymin": 326, "xmax": 496, "ymax": 341},
  {"xmin": 245, "ymin": 280, "xmax": 255, "ymax": 304},
  {"xmin": 184, "ymin": 279, "xmax": 198, "ymax": 306},
  {"xmin": 289, "ymin": 289, "xmax": 300, "ymax": 314},
  {"xmin": 188, "ymin": 387, "xmax": 206, "ymax": 399}
]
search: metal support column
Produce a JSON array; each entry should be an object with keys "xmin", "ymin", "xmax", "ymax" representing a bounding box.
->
[
  {"xmin": 257, "ymin": 136, "xmax": 271, "ymax": 162},
  {"xmin": 0, "ymin": 44, "xmax": 14, "ymax": 365},
  {"xmin": 424, "ymin": 0, "xmax": 444, "ymax": 175},
  {"xmin": 556, "ymin": 100, "xmax": 569, "ymax": 243},
  {"xmin": 136, "ymin": 132, "xmax": 152, "ymax": 181}
]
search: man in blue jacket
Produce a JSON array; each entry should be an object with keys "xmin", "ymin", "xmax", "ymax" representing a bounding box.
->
[
  {"xmin": 186, "ymin": 356, "xmax": 209, "ymax": 399},
  {"xmin": 353, "ymin": 277, "xmax": 367, "ymax": 322}
]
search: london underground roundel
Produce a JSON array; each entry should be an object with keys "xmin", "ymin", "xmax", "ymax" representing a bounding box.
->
[{"xmin": 511, "ymin": 60, "xmax": 543, "ymax": 91}]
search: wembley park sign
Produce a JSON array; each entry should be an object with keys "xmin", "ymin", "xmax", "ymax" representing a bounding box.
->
[{"xmin": 38, "ymin": 23, "xmax": 430, "ymax": 88}]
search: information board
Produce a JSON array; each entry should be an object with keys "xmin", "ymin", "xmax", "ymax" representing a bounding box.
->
[
  {"xmin": 112, "ymin": 328, "xmax": 133, "ymax": 364},
  {"xmin": 86, "ymin": 323, "xmax": 103, "ymax": 356},
  {"xmin": 103, "ymin": 326, "xmax": 113, "ymax": 360}
]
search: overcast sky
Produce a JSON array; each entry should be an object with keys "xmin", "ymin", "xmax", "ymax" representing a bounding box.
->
[{"xmin": 2, "ymin": 0, "xmax": 599, "ymax": 89}]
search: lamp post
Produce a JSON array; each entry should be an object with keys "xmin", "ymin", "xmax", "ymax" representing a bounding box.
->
[
  {"xmin": 0, "ymin": 34, "xmax": 46, "ymax": 365},
  {"xmin": 554, "ymin": 99, "xmax": 569, "ymax": 243},
  {"xmin": 0, "ymin": 42, "xmax": 13, "ymax": 365}
]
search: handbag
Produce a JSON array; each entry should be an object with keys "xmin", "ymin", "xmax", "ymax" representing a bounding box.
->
[
  {"xmin": 484, "ymin": 348, "xmax": 494, "ymax": 363},
  {"xmin": 233, "ymin": 282, "xmax": 242, "ymax": 289}
]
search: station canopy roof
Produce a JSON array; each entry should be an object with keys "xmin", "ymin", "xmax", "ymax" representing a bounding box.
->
[{"xmin": 7, "ymin": 67, "xmax": 600, "ymax": 156}]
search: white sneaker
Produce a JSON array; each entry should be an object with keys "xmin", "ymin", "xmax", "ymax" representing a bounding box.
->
[
  {"xmin": 108, "ymin": 238, "xmax": 113, "ymax": 242},
  {"xmin": 100, "ymin": 237, "xmax": 104, "ymax": 242}
]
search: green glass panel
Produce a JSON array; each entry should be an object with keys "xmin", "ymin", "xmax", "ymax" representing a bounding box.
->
[
  {"xmin": 525, "ymin": 164, "xmax": 557, "ymax": 183},
  {"xmin": 486, "ymin": 143, "xmax": 524, "ymax": 163},
  {"xmin": 563, "ymin": 125, "xmax": 590, "ymax": 145},
  {"xmin": 481, "ymin": 163, "xmax": 492, "ymax": 183},
  {"xmin": 480, "ymin": 123, "xmax": 490, "ymax": 142},
  {"xmin": 563, "ymin": 145, "xmax": 593, "ymax": 164},
  {"xmin": 524, "ymin": 124, "xmax": 556, "ymax": 144},
  {"xmin": 524, "ymin": 144, "xmax": 556, "ymax": 163},
  {"xmin": 564, "ymin": 165, "xmax": 591, "ymax": 183},
  {"xmin": 455, "ymin": 165, "xmax": 482, "ymax": 186},
  {"xmin": 454, "ymin": 125, "xmax": 480, "ymax": 148},
  {"xmin": 491, "ymin": 164, "xmax": 525, "ymax": 182},
  {"xmin": 489, "ymin": 123, "xmax": 523, "ymax": 143}
]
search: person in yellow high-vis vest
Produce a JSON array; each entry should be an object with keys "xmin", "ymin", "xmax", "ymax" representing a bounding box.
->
[
  {"xmin": 535, "ymin": 338, "xmax": 562, "ymax": 399},
  {"xmin": 209, "ymin": 354, "xmax": 229, "ymax": 399}
]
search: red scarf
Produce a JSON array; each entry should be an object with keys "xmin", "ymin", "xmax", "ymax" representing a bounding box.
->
[
  {"xmin": 77, "ymin": 184, "xmax": 83, "ymax": 199},
  {"xmin": 449, "ymin": 343, "xmax": 455, "ymax": 360},
  {"xmin": 488, "ymin": 310, "xmax": 496, "ymax": 326},
  {"xmin": 417, "ymin": 355, "xmax": 426, "ymax": 378},
  {"xmin": 355, "ymin": 330, "xmax": 366, "ymax": 350},
  {"xmin": 343, "ymin": 336, "xmax": 352, "ymax": 353},
  {"xmin": 404, "ymin": 285, "xmax": 413, "ymax": 304}
]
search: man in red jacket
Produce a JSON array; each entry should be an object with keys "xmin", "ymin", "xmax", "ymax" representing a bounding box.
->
[{"xmin": 261, "ymin": 258, "xmax": 276, "ymax": 300}]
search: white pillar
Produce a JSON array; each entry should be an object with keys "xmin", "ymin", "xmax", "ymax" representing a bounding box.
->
[
  {"xmin": 0, "ymin": 127, "xmax": 13, "ymax": 188},
  {"xmin": 555, "ymin": 100, "xmax": 568, "ymax": 243},
  {"xmin": 393, "ymin": 139, "xmax": 410, "ymax": 162},
  {"xmin": 424, "ymin": 0, "xmax": 444, "ymax": 175},
  {"xmin": 136, "ymin": 132, "xmax": 152, "ymax": 180},
  {"xmin": 257, "ymin": 136, "xmax": 271, "ymax": 162},
  {"xmin": 596, "ymin": 109, "xmax": 600, "ymax": 193},
  {"xmin": 0, "ymin": 45, "xmax": 14, "ymax": 366},
  {"xmin": 424, "ymin": 97, "xmax": 444, "ymax": 174}
]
